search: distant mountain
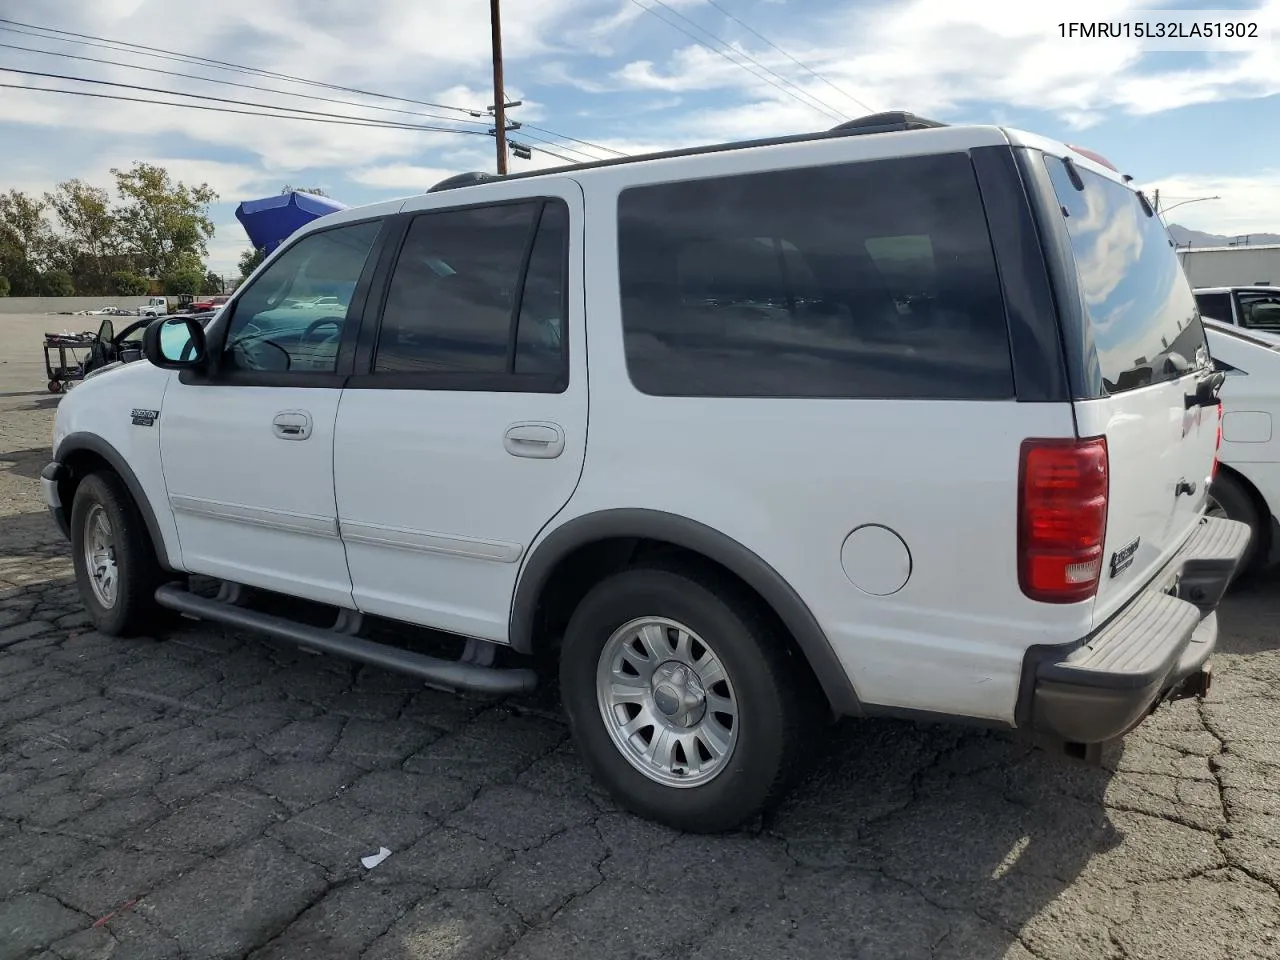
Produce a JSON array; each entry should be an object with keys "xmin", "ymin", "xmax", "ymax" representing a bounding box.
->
[{"xmin": 1167, "ymin": 223, "xmax": 1280, "ymax": 247}]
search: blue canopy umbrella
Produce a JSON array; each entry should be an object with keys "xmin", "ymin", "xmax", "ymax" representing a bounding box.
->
[{"xmin": 234, "ymin": 191, "xmax": 348, "ymax": 253}]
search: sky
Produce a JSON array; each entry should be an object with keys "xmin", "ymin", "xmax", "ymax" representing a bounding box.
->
[{"xmin": 0, "ymin": 0, "xmax": 1277, "ymax": 274}]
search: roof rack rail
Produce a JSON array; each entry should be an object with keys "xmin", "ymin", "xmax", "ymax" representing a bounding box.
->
[
  {"xmin": 829, "ymin": 111, "xmax": 947, "ymax": 135},
  {"xmin": 427, "ymin": 171, "xmax": 502, "ymax": 193}
]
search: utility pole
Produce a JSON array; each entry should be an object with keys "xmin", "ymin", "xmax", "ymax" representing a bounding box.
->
[{"xmin": 489, "ymin": 0, "xmax": 508, "ymax": 175}]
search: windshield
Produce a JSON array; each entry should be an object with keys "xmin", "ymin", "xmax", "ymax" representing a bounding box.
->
[{"xmin": 1043, "ymin": 156, "xmax": 1207, "ymax": 394}]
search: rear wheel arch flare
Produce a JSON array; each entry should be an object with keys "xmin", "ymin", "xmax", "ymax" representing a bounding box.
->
[{"xmin": 509, "ymin": 508, "xmax": 862, "ymax": 716}]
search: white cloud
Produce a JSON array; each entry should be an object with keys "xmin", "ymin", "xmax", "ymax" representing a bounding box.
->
[
  {"xmin": 205, "ymin": 221, "xmax": 253, "ymax": 275},
  {"xmin": 349, "ymin": 164, "xmax": 458, "ymax": 191},
  {"xmin": 1143, "ymin": 172, "xmax": 1280, "ymax": 238}
]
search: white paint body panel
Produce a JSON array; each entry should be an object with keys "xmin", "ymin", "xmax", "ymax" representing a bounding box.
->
[
  {"xmin": 1075, "ymin": 378, "xmax": 1218, "ymax": 628},
  {"xmin": 1205, "ymin": 324, "xmax": 1280, "ymax": 527},
  {"xmin": 50, "ymin": 362, "xmax": 181, "ymax": 562},
  {"xmin": 158, "ymin": 384, "xmax": 353, "ymax": 607},
  {"xmin": 333, "ymin": 175, "xmax": 589, "ymax": 640}
]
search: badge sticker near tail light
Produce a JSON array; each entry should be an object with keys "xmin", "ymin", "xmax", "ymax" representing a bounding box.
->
[{"xmin": 1110, "ymin": 537, "xmax": 1140, "ymax": 578}]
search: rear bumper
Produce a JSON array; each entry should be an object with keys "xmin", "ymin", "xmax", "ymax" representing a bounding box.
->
[{"xmin": 1022, "ymin": 514, "xmax": 1250, "ymax": 744}]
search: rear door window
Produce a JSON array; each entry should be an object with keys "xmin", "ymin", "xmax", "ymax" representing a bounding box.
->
[
  {"xmin": 1194, "ymin": 292, "xmax": 1233, "ymax": 325},
  {"xmin": 371, "ymin": 199, "xmax": 569, "ymax": 387},
  {"xmin": 1236, "ymin": 290, "xmax": 1280, "ymax": 334},
  {"xmin": 1042, "ymin": 157, "xmax": 1207, "ymax": 393},
  {"xmin": 616, "ymin": 152, "xmax": 1014, "ymax": 399}
]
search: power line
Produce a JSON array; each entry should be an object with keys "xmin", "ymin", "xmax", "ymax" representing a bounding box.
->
[
  {"xmin": 511, "ymin": 130, "xmax": 599, "ymax": 163},
  {"xmin": 1, "ymin": 81, "xmax": 581, "ymax": 166},
  {"xmin": 520, "ymin": 123, "xmax": 629, "ymax": 158},
  {"xmin": 0, "ymin": 66, "xmax": 490, "ymax": 135},
  {"xmin": 516, "ymin": 141, "xmax": 579, "ymax": 164},
  {"xmin": 0, "ymin": 17, "xmax": 481, "ymax": 115},
  {"xmin": 625, "ymin": 0, "xmax": 848, "ymax": 123},
  {"xmin": 644, "ymin": 0, "xmax": 850, "ymax": 120},
  {"xmin": 0, "ymin": 18, "xmax": 623, "ymax": 166},
  {"xmin": 0, "ymin": 39, "xmax": 492, "ymax": 128},
  {"xmin": 698, "ymin": 0, "xmax": 873, "ymax": 113},
  {"xmin": 0, "ymin": 82, "xmax": 489, "ymax": 134}
]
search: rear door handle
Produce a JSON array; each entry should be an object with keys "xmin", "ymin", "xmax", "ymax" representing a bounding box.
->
[
  {"xmin": 273, "ymin": 410, "xmax": 313, "ymax": 441},
  {"xmin": 504, "ymin": 421, "xmax": 565, "ymax": 459}
]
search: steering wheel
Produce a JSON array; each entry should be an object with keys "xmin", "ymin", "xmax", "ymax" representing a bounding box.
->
[
  {"xmin": 231, "ymin": 337, "xmax": 291, "ymax": 372},
  {"xmin": 302, "ymin": 317, "xmax": 343, "ymax": 342}
]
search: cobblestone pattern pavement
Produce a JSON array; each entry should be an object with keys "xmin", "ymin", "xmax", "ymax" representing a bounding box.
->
[{"xmin": 2, "ymin": 343, "xmax": 1280, "ymax": 959}]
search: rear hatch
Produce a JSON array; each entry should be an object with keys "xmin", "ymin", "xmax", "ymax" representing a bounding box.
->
[{"xmin": 1038, "ymin": 151, "xmax": 1220, "ymax": 625}]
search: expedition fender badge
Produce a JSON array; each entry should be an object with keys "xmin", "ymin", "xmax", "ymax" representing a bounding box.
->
[
  {"xmin": 1110, "ymin": 537, "xmax": 1140, "ymax": 578},
  {"xmin": 131, "ymin": 408, "xmax": 160, "ymax": 427}
]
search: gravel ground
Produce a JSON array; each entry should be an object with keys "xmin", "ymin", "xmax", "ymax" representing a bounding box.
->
[{"xmin": 2, "ymin": 312, "xmax": 1280, "ymax": 959}]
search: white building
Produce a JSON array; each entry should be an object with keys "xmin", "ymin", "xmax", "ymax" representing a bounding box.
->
[{"xmin": 1178, "ymin": 244, "xmax": 1280, "ymax": 289}]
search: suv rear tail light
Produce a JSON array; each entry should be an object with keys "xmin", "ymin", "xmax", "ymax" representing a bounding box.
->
[
  {"xmin": 1018, "ymin": 437, "xmax": 1109, "ymax": 604},
  {"xmin": 1211, "ymin": 402, "xmax": 1224, "ymax": 480}
]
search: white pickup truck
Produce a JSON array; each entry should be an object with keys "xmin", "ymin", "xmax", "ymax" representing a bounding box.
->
[{"xmin": 136, "ymin": 297, "xmax": 170, "ymax": 318}]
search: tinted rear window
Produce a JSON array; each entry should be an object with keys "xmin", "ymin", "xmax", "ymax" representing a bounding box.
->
[
  {"xmin": 616, "ymin": 153, "xmax": 1014, "ymax": 399},
  {"xmin": 1043, "ymin": 157, "xmax": 1207, "ymax": 394}
]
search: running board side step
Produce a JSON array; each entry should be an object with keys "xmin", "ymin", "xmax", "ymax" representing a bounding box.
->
[{"xmin": 154, "ymin": 584, "xmax": 537, "ymax": 695}]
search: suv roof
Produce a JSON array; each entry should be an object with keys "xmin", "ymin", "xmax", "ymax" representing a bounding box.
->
[{"xmin": 424, "ymin": 112, "xmax": 1129, "ymax": 195}]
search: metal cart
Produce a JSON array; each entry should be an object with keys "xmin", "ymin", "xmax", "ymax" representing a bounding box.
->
[{"xmin": 42, "ymin": 331, "xmax": 96, "ymax": 393}]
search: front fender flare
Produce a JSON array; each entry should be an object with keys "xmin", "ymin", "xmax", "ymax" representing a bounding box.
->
[
  {"xmin": 509, "ymin": 508, "xmax": 861, "ymax": 716},
  {"xmin": 53, "ymin": 431, "xmax": 175, "ymax": 571}
]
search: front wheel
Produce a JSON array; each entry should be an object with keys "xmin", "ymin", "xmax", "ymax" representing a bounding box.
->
[
  {"xmin": 70, "ymin": 471, "xmax": 169, "ymax": 636},
  {"xmin": 559, "ymin": 565, "xmax": 819, "ymax": 833}
]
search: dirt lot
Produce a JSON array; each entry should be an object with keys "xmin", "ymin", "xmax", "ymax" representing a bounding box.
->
[{"xmin": 2, "ymin": 311, "xmax": 1280, "ymax": 959}]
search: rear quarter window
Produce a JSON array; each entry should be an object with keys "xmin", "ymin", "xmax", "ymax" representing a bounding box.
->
[
  {"xmin": 1042, "ymin": 157, "xmax": 1207, "ymax": 394},
  {"xmin": 616, "ymin": 152, "xmax": 1014, "ymax": 399}
]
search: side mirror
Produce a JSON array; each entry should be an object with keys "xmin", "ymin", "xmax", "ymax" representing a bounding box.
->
[{"xmin": 143, "ymin": 315, "xmax": 207, "ymax": 370}]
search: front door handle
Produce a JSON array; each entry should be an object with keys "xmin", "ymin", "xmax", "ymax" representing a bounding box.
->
[
  {"xmin": 272, "ymin": 410, "xmax": 313, "ymax": 441},
  {"xmin": 504, "ymin": 421, "xmax": 565, "ymax": 459}
]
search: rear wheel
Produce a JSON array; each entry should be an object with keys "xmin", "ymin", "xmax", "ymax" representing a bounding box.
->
[
  {"xmin": 559, "ymin": 564, "xmax": 818, "ymax": 833},
  {"xmin": 1206, "ymin": 471, "xmax": 1264, "ymax": 579},
  {"xmin": 70, "ymin": 471, "xmax": 170, "ymax": 636}
]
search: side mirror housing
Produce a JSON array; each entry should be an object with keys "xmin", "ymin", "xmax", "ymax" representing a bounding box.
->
[{"xmin": 143, "ymin": 315, "xmax": 207, "ymax": 370}]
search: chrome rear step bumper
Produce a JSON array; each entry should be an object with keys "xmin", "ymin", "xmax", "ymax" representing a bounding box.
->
[
  {"xmin": 1022, "ymin": 515, "xmax": 1250, "ymax": 745},
  {"xmin": 154, "ymin": 583, "xmax": 538, "ymax": 695}
]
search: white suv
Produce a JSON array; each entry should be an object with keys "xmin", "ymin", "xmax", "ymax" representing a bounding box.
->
[{"xmin": 43, "ymin": 112, "xmax": 1249, "ymax": 832}]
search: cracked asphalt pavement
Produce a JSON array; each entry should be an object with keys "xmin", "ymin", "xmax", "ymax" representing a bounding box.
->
[{"xmin": 2, "ymin": 312, "xmax": 1279, "ymax": 959}]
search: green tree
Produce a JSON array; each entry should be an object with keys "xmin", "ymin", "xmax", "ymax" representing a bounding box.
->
[
  {"xmin": 0, "ymin": 189, "xmax": 56, "ymax": 269},
  {"xmin": 202, "ymin": 270, "xmax": 223, "ymax": 295},
  {"xmin": 112, "ymin": 271, "xmax": 150, "ymax": 296},
  {"xmin": 0, "ymin": 276, "xmax": 9, "ymax": 297},
  {"xmin": 238, "ymin": 246, "xmax": 266, "ymax": 277},
  {"xmin": 281, "ymin": 184, "xmax": 328, "ymax": 197},
  {"xmin": 2, "ymin": 260, "xmax": 39, "ymax": 297},
  {"xmin": 162, "ymin": 265, "xmax": 204, "ymax": 296},
  {"xmin": 46, "ymin": 179, "xmax": 120, "ymax": 295},
  {"xmin": 111, "ymin": 162, "xmax": 218, "ymax": 279},
  {"xmin": 38, "ymin": 268, "xmax": 75, "ymax": 297},
  {"xmin": 0, "ymin": 190, "xmax": 56, "ymax": 295}
]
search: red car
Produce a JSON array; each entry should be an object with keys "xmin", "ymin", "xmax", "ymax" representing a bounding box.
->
[{"xmin": 191, "ymin": 294, "xmax": 229, "ymax": 312}]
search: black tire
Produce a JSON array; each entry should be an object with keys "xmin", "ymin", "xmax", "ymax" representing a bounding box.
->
[
  {"xmin": 70, "ymin": 470, "xmax": 170, "ymax": 637},
  {"xmin": 47, "ymin": 379, "xmax": 63, "ymax": 393},
  {"xmin": 559, "ymin": 564, "xmax": 819, "ymax": 833},
  {"xmin": 1207, "ymin": 471, "xmax": 1265, "ymax": 580}
]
